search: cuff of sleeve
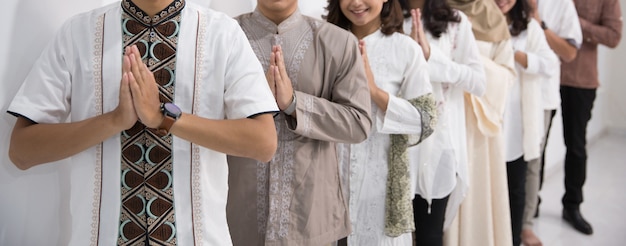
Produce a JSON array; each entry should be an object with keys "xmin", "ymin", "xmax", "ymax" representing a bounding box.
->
[
  {"xmin": 283, "ymin": 92, "xmax": 297, "ymax": 115},
  {"xmin": 377, "ymin": 95, "xmax": 421, "ymax": 134}
]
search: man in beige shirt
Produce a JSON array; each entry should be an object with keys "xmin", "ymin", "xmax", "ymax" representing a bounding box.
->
[{"xmin": 226, "ymin": 0, "xmax": 372, "ymax": 245}]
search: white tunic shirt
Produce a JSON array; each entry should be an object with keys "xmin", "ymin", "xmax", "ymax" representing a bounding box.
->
[
  {"xmin": 348, "ymin": 30, "xmax": 430, "ymax": 246},
  {"xmin": 404, "ymin": 12, "xmax": 485, "ymax": 228},
  {"xmin": 504, "ymin": 20, "xmax": 559, "ymax": 162},
  {"xmin": 7, "ymin": 2, "xmax": 277, "ymax": 245},
  {"xmin": 538, "ymin": 0, "xmax": 582, "ymax": 110}
]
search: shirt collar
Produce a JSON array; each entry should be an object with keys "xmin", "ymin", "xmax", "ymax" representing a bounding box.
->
[
  {"xmin": 252, "ymin": 8, "xmax": 303, "ymax": 34},
  {"xmin": 122, "ymin": 0, "xmax": 185, "ymax": 26}
]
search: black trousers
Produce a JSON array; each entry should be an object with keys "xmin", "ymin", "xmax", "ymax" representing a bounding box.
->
[
  {"xmin": 507, "ymin": 156, "xmax": 527, "ymax": 246},
  {"xmin": 560, "ymin": 85, "xmax": 596, "ymax": 210},
  {"xmin": 412, "ymin": 194, "xmax": 450, "ymax": 246}
]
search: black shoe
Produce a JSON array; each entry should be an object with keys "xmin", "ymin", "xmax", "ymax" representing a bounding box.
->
[{"xmin": 562, "ymin": 209, "xmax": 593, "ymax": 235}]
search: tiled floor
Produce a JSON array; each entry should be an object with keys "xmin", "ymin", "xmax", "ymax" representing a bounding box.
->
[{"xmin": 530, "ymin": 130, "xmax": 626, "ymax": 246}]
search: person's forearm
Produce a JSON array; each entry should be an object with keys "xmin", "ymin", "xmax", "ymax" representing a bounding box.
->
[
  {"xmin": 371, "ymin": 88, "xmax": 390, "ymax": 112},
  {"xmin": 170, "ymin": 113, "xmax": 277, "ymax": 162},
  {"xmin": 579, "ymin": 17, "xmax": 622, "ymax": 48},
  {"xmin": 9, "ymin": 112, "xmax": 126, "ymax": 170},
  {"xmin": 544, "ymin": 30, "xmax": 578, "ymax": 62}
]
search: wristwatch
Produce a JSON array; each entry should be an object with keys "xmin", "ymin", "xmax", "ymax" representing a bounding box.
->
[
  {"xmin": 157, "ymin": 102, "xmax": 182, "ymax": 135},
  {"xmin": 541, "ymin": 21, "xmax": 548, "ymax": 30}
]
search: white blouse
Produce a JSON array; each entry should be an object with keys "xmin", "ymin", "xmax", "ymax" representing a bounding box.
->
[
  {"xmin": 504, "ymin": 19, "xmax": 559, "ymax": 161},
  {"xmin": 348, "ymin": 30, "xmax": 430, "ymax": 245},
  {"xmin": 404, "ymin": 11, "xmax": 485, "ymax": 215}
]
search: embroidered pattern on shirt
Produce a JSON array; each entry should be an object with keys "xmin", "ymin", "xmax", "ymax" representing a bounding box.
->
[
  {"xmin": 117, "ymin": 4, "xmax": 182, "ymax": 245},
  {"xmin": 122, "ymin": 0, "xmax": 185, "ymax": 26},
  {"xmin": 239, "ymin": 12, "xmax": 314, "ymax": 241},
  {"xmin": 90, "ymin": 13, "xmax": 106, "ymax": 246}
]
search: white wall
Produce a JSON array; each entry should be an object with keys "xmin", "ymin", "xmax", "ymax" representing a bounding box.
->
[{"xmin": 600, "ymin": 0, "xmax": 626, "ymax": 133}]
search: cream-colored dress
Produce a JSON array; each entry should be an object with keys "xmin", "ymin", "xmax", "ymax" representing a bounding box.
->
[{"xmin": 443, "ymin": 39, "xmax": 516, "ymax": 246}]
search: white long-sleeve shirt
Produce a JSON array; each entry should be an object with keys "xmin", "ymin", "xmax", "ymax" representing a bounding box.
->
[
  {"xmin": 504, "ymin": 19, "xmax": 559, "ymax": 161},
  {"xmin": 538, "ymin": 0, "xmax": 582, "ymax": 109},
  {"xmin": 404, "ymin": 11, "xmax": 485, "ymax": 227}
]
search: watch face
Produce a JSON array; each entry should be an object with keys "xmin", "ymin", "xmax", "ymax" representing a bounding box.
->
[{"xmin": 163, "ymin": 103, "xmax": 182, "ymax": 117}]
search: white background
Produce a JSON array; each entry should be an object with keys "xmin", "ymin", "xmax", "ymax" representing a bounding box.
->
[{"xmin": 0, "ymin": 1, "xmax": 623, "ymax": 245}]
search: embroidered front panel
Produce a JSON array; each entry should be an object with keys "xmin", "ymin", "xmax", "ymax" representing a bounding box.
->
[
  {"xmin": 239, "ymin": 12, "xmax": 314, "ymax": 240},
  {"xmin": 118, "ymin": 1, "xmax": 184, "ymax": 245}
]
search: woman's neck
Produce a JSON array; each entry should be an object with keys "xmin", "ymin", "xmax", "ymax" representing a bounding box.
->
[{"xmin": 351, "ymin": 21, "xmax": 381, "ymax": 40}]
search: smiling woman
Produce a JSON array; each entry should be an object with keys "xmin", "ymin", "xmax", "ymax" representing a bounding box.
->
[{"xmin": 327, "ymin": 0, "xmax": 436, "ymax": 245}]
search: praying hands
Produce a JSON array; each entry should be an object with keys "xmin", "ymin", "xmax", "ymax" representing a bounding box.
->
[
  {"xmin": 114, "ymin": 45, "xmax": 164, "ymax": 129},
  {"xmin": 266, "ymin": 45, "xmax": 295, "ymax": 115}
]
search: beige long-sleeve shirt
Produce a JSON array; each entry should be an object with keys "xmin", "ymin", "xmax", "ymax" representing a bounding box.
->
[{"xmin": 226, "ymin": 9, "xmax": 372, "ymax": 246}]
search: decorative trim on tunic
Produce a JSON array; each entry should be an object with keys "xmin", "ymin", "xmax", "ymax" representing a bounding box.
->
[
  {"xmin": 90, "ymin": 13, "xmax": 106, "ymax": 246},
  {"xmin": 122, "ymin": 0, "xmax": 185, "ymax": 26},
  {"xmin": 384, "ymin": 93, "xmax": 437, "ymax": 237},
  {"xmin": 239, "ymin": 12, "xmax": 315, "ymax": 241},
  {"xmin": 191, "ymin": 10, "xmax": 205, "ymax": 246},
  {"xmin": 414, "ymin": 93, "xmax": 437, "ymax": 145},
  {"xmin": 118, "ymin": 2, "xmax": 183, "ymax": 244}
]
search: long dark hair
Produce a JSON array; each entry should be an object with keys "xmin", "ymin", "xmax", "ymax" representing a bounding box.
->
[
  {"xmin": 325, "ymin": 0, "xmax": 405, "ymax": 36},
  {"xmin": 507, "ymin": 0, "xmax": 532, "ymax": 37},
  {"xmin": 398, "ymin": 0, "xmax": 460, "ymax": 38}
]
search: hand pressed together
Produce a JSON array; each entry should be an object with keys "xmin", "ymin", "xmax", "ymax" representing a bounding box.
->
[
  {"xmin": 266, "ymin": 45, "xmax": 294, "ymax": 111},
  {"xmin": 358, "ymin": 40, "xmax": 389, "ymax": 112},
  {"xmin": 112, "ymin": 45, "xmax": 164, "ymax": 130},
  {"xmin": 358, "ymin": 40, "xmax": 378, "ymax": 96},
  {"xmin": 410, "ymin": 8, "xmax": 430, "ymax": 60}
]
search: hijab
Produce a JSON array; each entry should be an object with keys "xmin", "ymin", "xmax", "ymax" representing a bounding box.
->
[{"xmin": 447, "ymin": 0, "xmax": 510, "ymax": 42}]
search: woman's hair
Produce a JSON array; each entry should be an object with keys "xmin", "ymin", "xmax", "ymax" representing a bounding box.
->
[
  {"xmin": 507, "ymin": 0, "xmax": 532, "ymax": 37},
  {"xmin": 325, "ymin": 0, "xmax": 405, "ymax": 36},
  {"xmin": 398, "ymin": 0, "xmax": 460, "ymax": 38}
]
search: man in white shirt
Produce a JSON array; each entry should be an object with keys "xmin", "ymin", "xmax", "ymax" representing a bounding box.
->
[{"xmin": 7, "ymin": 0, "xmax": 278, "ymax": 245}]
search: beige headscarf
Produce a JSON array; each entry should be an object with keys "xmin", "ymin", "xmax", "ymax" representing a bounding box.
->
[{"xmin": 447, "ymin": 0, "xmax": 510, "ymax": 42}]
